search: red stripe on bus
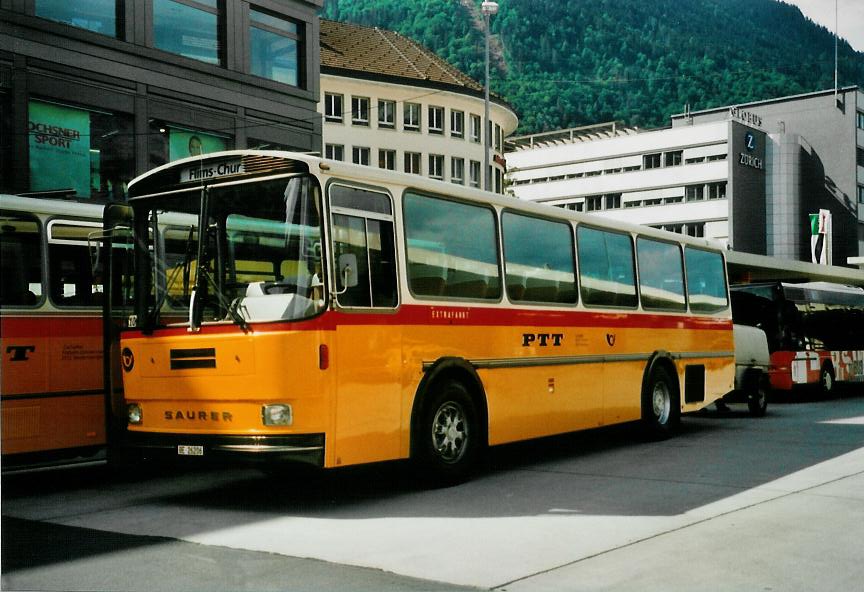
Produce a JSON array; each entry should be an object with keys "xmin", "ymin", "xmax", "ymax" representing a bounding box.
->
[
  {"xmin": 0, "ymin": 316, "xmax": 102, "ymax": 338},
  {"xmin": 123, "ymin": 305, "xmax": 732, "ymax": 339}
]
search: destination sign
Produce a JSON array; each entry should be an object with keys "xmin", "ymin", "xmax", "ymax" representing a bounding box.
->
[{"xmin": 181, "ymin": 159, "xmax": 244, "ymax": 182}]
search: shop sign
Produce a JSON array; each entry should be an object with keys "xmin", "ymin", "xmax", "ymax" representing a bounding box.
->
[
  {"xmin": 729, "ymin": 106, "xmax": 762, "ymax": 128},
  {"xmin": 738, "ymin": 131, "xmax": 764, "ymax": 170},
  {"xmin": 28, "ymin": 101, "xmax": 91, "ymax": 198}
]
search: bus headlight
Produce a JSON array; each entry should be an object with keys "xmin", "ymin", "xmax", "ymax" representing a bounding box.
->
[
  {"xmin": 262, "ymin": 404, "xmax": 293, "ymax": 426},
  {"xmin": 127, "ymin": 403, "xmax": 143, "ymax": 425}
]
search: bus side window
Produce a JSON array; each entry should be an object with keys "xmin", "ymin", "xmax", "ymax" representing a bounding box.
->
[
  {"xmin": 0, "ymin": 213, "xmax": 43, "ymax": 306},
  {"xmin": 684, "ymin": 247, "xmax": 728, "ymax": 313},
  {"xmin": 636, "ymin": 237, "xmax": 686, "ymax": 311},
  {"xmin": 404, "ymin": 192, "xmax": 501, "ymax": 301},
  {"xmin": 577, "ymin": 226, "xmax": 637, "ymax": 308},
  {"xmin": 330, "ymin": 185, "xmax": 397, "ymax": 309},
  {"xmin": 502, "ymin": 211, "xmax": 577, "ymax": 305},
  {"xmin": 48, "ymin": 223, "xmax": 103, "ymax": 308}
]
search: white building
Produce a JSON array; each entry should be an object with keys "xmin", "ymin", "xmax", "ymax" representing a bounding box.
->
[
  {"xmin": 318, "ymin": 20, "xmax": 518, "ymax": 193},
  {"xmin": 507, "ymin": 87, "xmax": 864, "ymax": 267}
]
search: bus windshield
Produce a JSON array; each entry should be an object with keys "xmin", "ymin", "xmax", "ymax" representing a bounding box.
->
[{"xmin": 136, "ymin": 175, "xmax": 324, "ymax": 329}]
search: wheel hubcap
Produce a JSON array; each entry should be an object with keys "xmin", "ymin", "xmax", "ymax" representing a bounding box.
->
[
  {"xmin": 652, "ymin": 382, "xmax": 671, "ymax": 424},
  {"xmin": 823, "ymin": 371, "xmax": 833, "ymax": 391},
  {"xmin": 432, "ymin": 402, "xmax": 468, "ymax": 463}
]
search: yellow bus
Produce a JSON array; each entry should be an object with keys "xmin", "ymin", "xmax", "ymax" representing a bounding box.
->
[{"xmin": 110, "ymin": 150, "xmax": 734, "ymax": 483}]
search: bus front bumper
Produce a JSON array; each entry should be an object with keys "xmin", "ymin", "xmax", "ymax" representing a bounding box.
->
[{"xmin": 119, "ymin": 432, "xmax": 325, "ymax": 468}]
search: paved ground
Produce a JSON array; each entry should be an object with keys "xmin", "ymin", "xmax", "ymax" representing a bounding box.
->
[{"xmin": 3, "ymin": 386, "xmax": 864, "ymax": 591}]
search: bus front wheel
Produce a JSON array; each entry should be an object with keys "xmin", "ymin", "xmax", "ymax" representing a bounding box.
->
[
  {"xmin": 642, "ymin": 365, "xmax": 680, "ymax": 438},
  {"xmin": 414, "ymin": 380, "xmax": 481, "ymax": 486}
]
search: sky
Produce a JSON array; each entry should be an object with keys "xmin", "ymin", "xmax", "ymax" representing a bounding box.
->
[{"xmin": 782, "ymin": 0, "xmax": 864, "ymax": 52}]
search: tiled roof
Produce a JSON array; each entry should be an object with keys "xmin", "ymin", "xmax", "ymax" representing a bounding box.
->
[{"xmin": 320, "ymin": 19, "xmax": 485, "ymax": 95}]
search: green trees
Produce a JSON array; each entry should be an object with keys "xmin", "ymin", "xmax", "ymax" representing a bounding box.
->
[{"xmin": 322, "ymin": 0, "xmax": 864, "ymax": 134}]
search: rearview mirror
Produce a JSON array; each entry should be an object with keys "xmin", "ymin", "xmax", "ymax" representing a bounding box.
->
[{"xmin": 338, "ymin": 253, "xmax": 359, "ymax": 289}]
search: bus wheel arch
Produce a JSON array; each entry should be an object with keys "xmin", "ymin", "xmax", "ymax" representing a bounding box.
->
[
  {"xmin": 410, "ymin": 358, "xmax": 488, "ymax": 485},
  {"xmin": 641, "ymin": 352, "xmax": 681, "ymax": 438}
]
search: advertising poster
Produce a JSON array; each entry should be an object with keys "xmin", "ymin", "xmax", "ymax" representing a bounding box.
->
[
  {"xmin": 168, "ymin": 128, "xmax": 228, "ymax": 161},
  {"xmin": 28, "ymin": 101, "xmax": 91, "ymax": 198}
]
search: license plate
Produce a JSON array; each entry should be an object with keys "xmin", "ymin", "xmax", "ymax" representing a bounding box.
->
[{"xmin": 177, "ymin": 445, "xmax": 204, "ymax": 456}]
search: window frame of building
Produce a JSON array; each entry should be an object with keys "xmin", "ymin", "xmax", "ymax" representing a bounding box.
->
[
  {"xmin": 153, "ymin": 0, "xmax": 222, "ymax": 66},
  {"xmin": 469, "ymin": 160, "xmax": 481, "ymax": 187},
  {"xmin": 495, "ymin": 123, "xmax": 502, "ymax": 152},
  {"xmin": 404, "ymin": 151, "xmax": 421, "ymax": 175},
  {"xmin": 643, "ymin": 153, "xmax": 661, "ymax": 169},
  {"xmin": 325, "ymin": 143, "xmax": 344, "ymax": 161},
  {"xmin": 352, "ymin": 146, "xmax": 370, "ymax": 166},
  {"xmin": 708, "ymin": 182, "xmax": 727, "ymax": 200},
  {"xmin": 34, "ymin": 0, "xmax": 122, "ymax": 38},
  {"xmin": 451, "ymin": 157, "xmax": 464, "ymax": 185},
  {"xmin": 404, "ymin": 102, "xmax": 421, "ymax": 132},
  {"xmin": 325, "ymin": 93, "xmax": 343, "ymax": 123},
  {"xmin": 249, "ymin": 7, "xmax": 303, "ymax": 87},
  {"xmin": 605, "ymin": 193, "xmax": 622, "ymax": 209},
  {"xmin": 378, "ymin": 99, "xmax": 396, "ymax": 129},
  {"xmin": 857, "ymin": 110, "xmax": 864, "ymax": 130},
  {"xmin": 586, "ymin": 195, "xmax": 602, "ymax": 211},
  {"xmin": 451, "ymin": 110, "xmax": 464, "ymax": 138},
  {"xmin": 429, "ymin": 154, "xmax": 444, "ymax": 180},
  {"xmin": 378, "ymin": 148, "xmax": 396, "ymax": 170},
  {"xmin": 664, "ymin": 150, "xmax": 682, "ymax": 167},
  {"xmin": 470, "ymin": 114, "xmax": 481, "ymax": 143},
  {"xmin": 857, "ymin": 184, "xmax": 864, "ymax": 205},
  {"xmin": 428, "ymin": 106, "xmax": 444, "ymax": 135},
  {"xmin": 351, "ymin": 96, "xmax": 370, "ymax": 126},
  {"xmin": 685, "ymin": 184, "xmax": 705, "ymax": 202}
]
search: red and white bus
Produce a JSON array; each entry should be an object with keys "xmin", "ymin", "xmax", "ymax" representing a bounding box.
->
[
  {"xmin": 0, "ymin": 194, "xmax": 133, "ymax": 470},
  {"xmin": 731, "ymin": 282, "xmax": 864, "ymax": 394}
]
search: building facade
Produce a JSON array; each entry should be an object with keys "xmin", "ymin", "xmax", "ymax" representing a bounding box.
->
[
  {"xmin": 0, "ymin": 0, "xmax": 323, "ymax": 201},
  {"xmin": 318, "ymin": 20, "xmax": 517, "ymax": 194},
  {"xmin": 507, "ymin": 87, "xmax": 864, "ymax": 267}
]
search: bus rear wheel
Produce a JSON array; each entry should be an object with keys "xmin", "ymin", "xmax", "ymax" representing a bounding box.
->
[
  {"xmin": 642, "ymin": 365, "xmax": 680, "ymax": 438},
  {"xmin": 414, "ymin": 380, "xmax": 481, "ymax": 486},
  {"xmin": 819, "ymin": 364, "xmax": 835, "ymax": 396}
]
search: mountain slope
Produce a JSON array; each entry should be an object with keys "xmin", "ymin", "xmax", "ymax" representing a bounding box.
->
[{"xmin": 322, "ymin": 0, "xmax": 864, "ymax": 133}]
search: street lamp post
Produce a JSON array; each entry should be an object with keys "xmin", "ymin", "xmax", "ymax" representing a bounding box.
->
[{"xmin": 481, "ymin": 1, "xmax": 498, "ymax": 192}]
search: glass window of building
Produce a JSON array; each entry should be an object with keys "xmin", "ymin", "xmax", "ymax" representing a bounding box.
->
[
  {"xmin": 404, "ymin": 103, "xmax": 421, "ymax": 131},
  {"xmin": 429, "ymin": 154, "xmax": 444, "ymax": 180},
  {"xmin": 28, "ymin": 99, "xmax": 134, "ymax": 200},
  {"xmin": 643, "ymin": 153, "xmax": 661, "ymax": 169},
  {"xmin": 35, "ymin": 0, "xmax": 120, "ymax": 37},
  {"xmin": 495, "ymin": 124, "xmax": 502, "ymax": 152},
  {"xmin": 147, "ymin": 120, "xmax": 231, "ymax": 169},
  {"xmin": 153, "ymin": 0, "xmax": 221, "ymax": 65},
  {"xmin": 451, "ymin": 110, "xmax": 464, "ymax": 138},
  {"xmin": 664, "ymin": 150, "xmax": 682, "ymax": 167},
  {"xmin": 686, "ymin": 184, "xmax": 705, "ymax": 201},
  {"xmin": 378, "ymin": 100, "xmax": 396, "ymax": 129},
  {"xmin": 405, "ymin": 151, "xmax": 421, "ymax": 175},
  {"xmin": 605, "ymin": 194, "xmax": 621, "ymax": 209},
  {"xmin": 857, "ymin": 111, "xmax": 864, "ymax": 130},
  {"xmin": 708, "ymin": 182, "xmax": 727, "ymax": 200},
  {"xmin": 249, "ymin": 8, "xmax": 302, "ymax": 87},
  {"xmin": 469, "ymin": 160, "xmax": 481, "ymax": 187},
  {"xmin": 1, "ymin": 91, "xmax": 13, "ymax": 194},
  {"xmin": 247, "ymin": 138, "xmax": 291, "ymax": 151},
  {"xmin": 379, "ymin": 149, "xmax": 396, "ymax": 170},
  {"xmin": 428, "ymin": 106, "xmax": 444, "ymax": 134},
  {"xmin": 857, "ymin": 184, "xmax": 864, "ymax": 205},
  {"xmin": 325, "ymin": 93, "xmax": 343, "ymax": 123},
  {"xmin": 325, "ymin": 143, "xmax": 344, "ymax": 161},
  {"xmin": 351, "ymin": 96, "xmax": 370, "ymax": 126},
  {"xmin": 352, "ymin": 146, "xmax": 370, "ymax": 166},
  {"xmin": 470, "ymin": 114, "xmax": 481, "ymax": 143},
  {"xmin": 586, "ymin": 195, "xmax": 602, "ymax": 211},
  {"xmin": 451, "ymin": 157, "xmax": 464, "ymax": 184}
]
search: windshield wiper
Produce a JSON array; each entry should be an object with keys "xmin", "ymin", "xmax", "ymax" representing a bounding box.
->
[{"xmin": 196, "ymin": 264, "xmax": 250, "ymax": 333}]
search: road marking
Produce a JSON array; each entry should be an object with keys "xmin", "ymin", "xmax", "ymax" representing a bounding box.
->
[{"xmin": 820, "ymin": 416, "xmax": 864, "ymax": 425}]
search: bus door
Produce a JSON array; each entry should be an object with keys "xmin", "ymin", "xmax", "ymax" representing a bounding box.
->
[
  {"xmin": 101, "ymin": 203, "xmax": 135, "ymax": 448},
  {"xmin": 328, "ymin": 184, "xmax": 401, "ymax": 466}
]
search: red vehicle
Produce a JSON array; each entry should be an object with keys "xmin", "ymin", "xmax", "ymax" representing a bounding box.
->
[{"xmin": 731, "ymin": 282, "xmax": 864, "ymax": 394}]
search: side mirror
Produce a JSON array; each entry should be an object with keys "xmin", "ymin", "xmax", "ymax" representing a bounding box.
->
[{"xmin": 338, "ymin": 253, "xmax": 359, "ymax": 289}]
